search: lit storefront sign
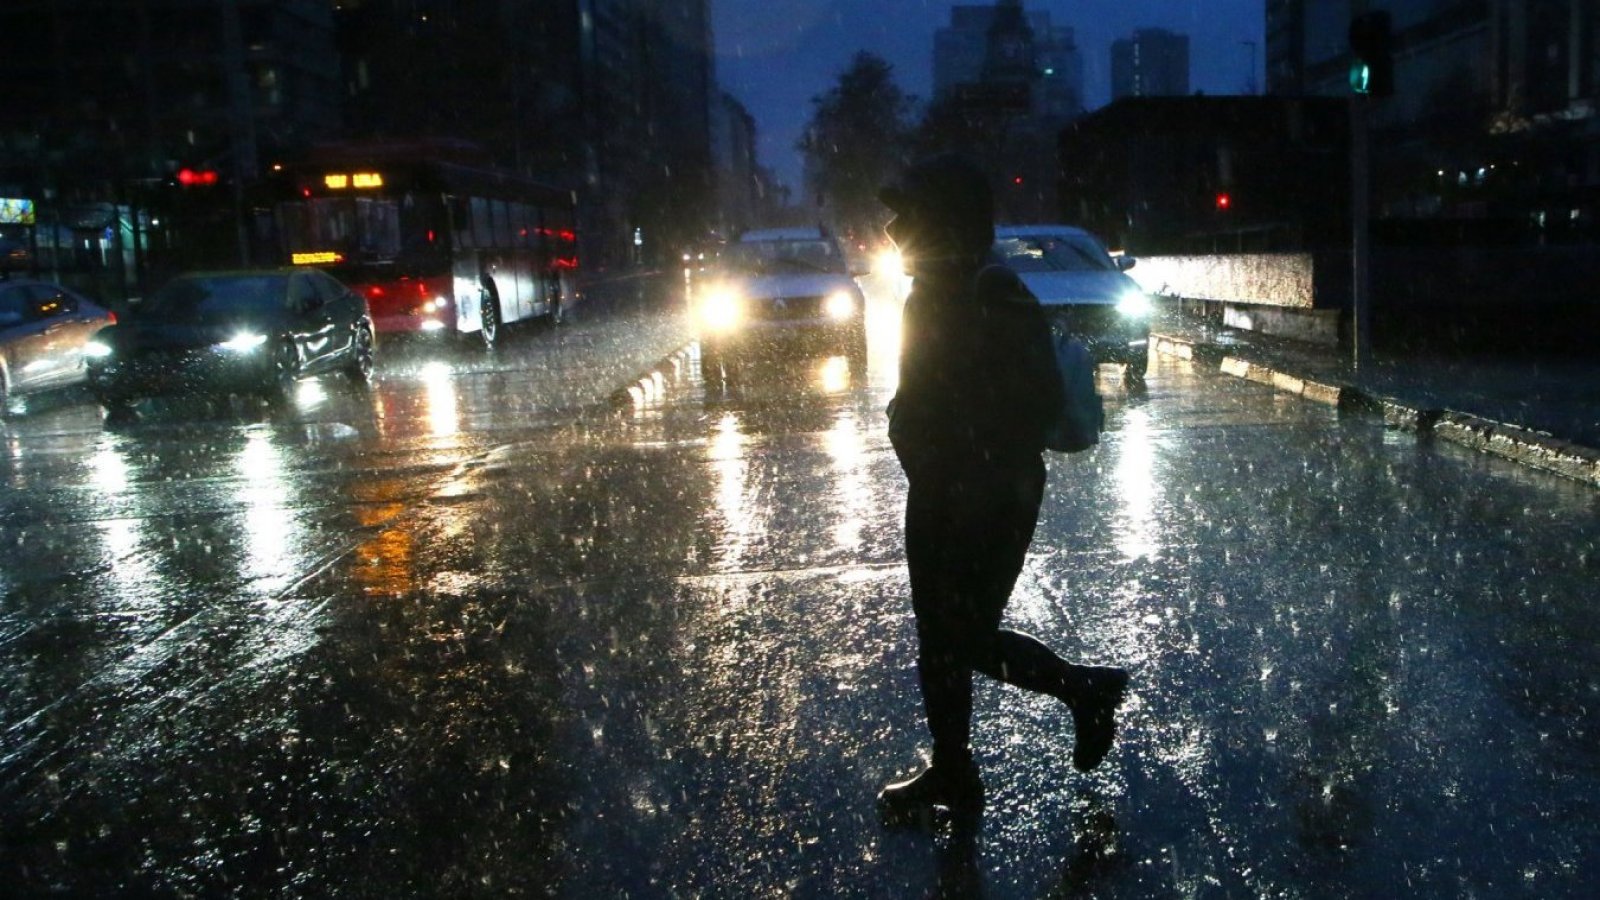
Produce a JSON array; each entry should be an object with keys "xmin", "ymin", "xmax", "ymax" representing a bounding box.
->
[{"xmin": 0, "ymin": 198, "xmax": 36, "ymax": 225}]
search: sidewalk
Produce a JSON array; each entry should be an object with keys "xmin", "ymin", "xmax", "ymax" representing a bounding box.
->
[{"xmin": 1150, "ymin": 310, "xmax": 1600, "ymax": 488}]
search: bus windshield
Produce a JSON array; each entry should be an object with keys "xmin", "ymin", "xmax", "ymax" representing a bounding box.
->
[{"xmin": 276, "ymin": 197, "xmax": 402, "ymax": 263}]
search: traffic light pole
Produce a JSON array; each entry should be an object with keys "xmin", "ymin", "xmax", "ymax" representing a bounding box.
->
[{"xmin": 1350, "ymin": 94, "xmax": 1372, "ymax": 370}]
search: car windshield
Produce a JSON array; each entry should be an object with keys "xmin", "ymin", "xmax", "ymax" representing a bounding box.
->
[
  {"xmin": 994, "ymin": 234, "xmax": 1116, "ymax": 273},
  {"xmin": 723, "ymin": 239, "xmax": 845, "ymax": 275},
  {"xmin": 141, "ymin": 275, "xmax": 289, "ymax": 321}
]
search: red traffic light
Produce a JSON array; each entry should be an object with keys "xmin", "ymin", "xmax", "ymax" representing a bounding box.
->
[
  {"xmin": 177, "ymin": 168, "xmax": 219, "ymax": 187},
  {"xmin": 1215, "ymin": 192, "xmax": 1232, "ymax": 211}
]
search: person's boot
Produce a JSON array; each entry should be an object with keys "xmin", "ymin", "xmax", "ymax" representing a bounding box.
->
[
  {"xmin": 1067, "ymin": 667, "xmax": 1130, "ymax": 771},
  {"xmin": 877, "ymin": 760, "xmax": 984, "ymax": 829}
]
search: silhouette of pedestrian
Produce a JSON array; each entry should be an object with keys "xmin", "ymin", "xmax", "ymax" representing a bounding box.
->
[{"xmin": 877, "ymin": 153, "xmax": 1129, "ymax": 827}]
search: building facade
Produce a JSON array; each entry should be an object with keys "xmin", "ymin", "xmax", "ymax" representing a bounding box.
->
[
  {"xmin": 1266, "ymin": 0, "xmax": 1600, "ymax": 242},
  {"xmin": 340, "ymin": 0, "xmax": 718, "ymax": 267},
  {"xmin": 0, "ymin": 0, "xmax": 341, "ymax": 292},
  {"xmin": 0, "ymin": 0, "xmax": 723, "ymax": 289},
  {"xmin": 1111, "ymin": 28, "xmax": 1191, "ymax": 101}
]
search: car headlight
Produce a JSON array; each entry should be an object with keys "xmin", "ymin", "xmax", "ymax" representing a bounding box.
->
[
  {"xmin": 1117, "ymin": 291, "xmax": 1153, "ymax": 318},
  {"xmin": 421, "ymin": 296, "xmax": 449, "ymax": 314},
  {"xmin": 875, "ymin": 248, "xmax": 904, "ymax": 276},
  {"xmin": 824, "ymin": 291, "xmax": 856, "ymax": 320},
  {"xmin": 698, "ymin": 288, "xmax": 743, "ymax": 332},
  {"xmin": 84, "ymin": 340, "xmax": 115, "ymax": 359},
  {"xmin": 219, "ymin": 332, "xmax": 268, "ymax": 353}
]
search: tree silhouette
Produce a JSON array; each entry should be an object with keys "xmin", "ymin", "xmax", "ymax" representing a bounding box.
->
[{"xmin": 797, "ymin": 52, "xmax": 914, "ymax": 240}]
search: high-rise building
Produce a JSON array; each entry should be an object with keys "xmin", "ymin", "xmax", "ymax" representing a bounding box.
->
[
  {"xmin": 1111, "ymin": 28, "xmax": 1191, "ymax": 101},
  {"xmin": 338, "ymin": 0, "xmax": 717, "ymax": 265},
  {"xmin": 0, "ymin": 0, "xmax": 340, "ymax": 185},
  {"xmin": 0, "ymin": 0, "xmax": 341, "ymax": 288},
  {"xmin": 934, "ymin": 2, "xmax": 1084, "ymax": 119}
]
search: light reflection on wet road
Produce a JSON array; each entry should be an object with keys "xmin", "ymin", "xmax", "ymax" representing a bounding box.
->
[{"xmin": 2, "ymin": 275, "xmax": 1598, "ymax": 897}]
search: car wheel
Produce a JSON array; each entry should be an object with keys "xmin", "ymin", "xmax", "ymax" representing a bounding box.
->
[
  {"xmin": 548, "ymin": 291, "xmax": 564, "ymax": 326},
  {"xmin": 480, "ymin": 288, "xmax": 501, "ymax": 350},
  {"xmin": 345, "ymin": 326, "xmax": 375, "ymax": 383},
  {"xmin": 269, "ymin": 338, "xmax": 301, "ymax": 401}
]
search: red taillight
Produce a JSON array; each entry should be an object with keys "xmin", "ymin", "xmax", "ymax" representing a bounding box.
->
[
  {"xmin": 417, "ymin": 282, "xmax": 430, "ymax": 297},
  {"xmin": 365, "ymin": 285, "xmax": 385, "ymax": 299},
  {"xmin": 108, "ymin": 311, "xmax": 118, "ymax": 325}
]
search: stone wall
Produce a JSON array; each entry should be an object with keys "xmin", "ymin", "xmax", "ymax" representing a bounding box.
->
[{"xmin": 1128, "ymin": 252, "xmax": 1348, "ymax": 346}]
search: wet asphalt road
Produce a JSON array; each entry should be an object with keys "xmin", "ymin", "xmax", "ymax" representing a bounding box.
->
[{"xmin": 2, "ymin": 273, "xmax": 1598, "ymax": 898}]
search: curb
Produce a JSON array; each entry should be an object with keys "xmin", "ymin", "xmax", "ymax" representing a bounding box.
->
[
  {"xmin": 608, "ymin": 342, "xmax": 696, "ymax": 409},
  {"xmin": 1152, "ymin": 330, "xmax": 1600, "ymax": 489}
]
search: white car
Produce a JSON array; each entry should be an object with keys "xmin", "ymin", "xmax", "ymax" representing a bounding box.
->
[
  {"xmin": 993, "ymin": 225, "xmax": 1152, "ymax": 380},
  {"xmin": 0, "ymin": 279, "xmax": 117, "ymax": 413},
  {"xmin": 692, "ymin": 227, "xmax": 867, "ymax": 383}
]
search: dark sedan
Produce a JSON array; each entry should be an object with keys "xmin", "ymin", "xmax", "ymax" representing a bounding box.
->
[{"xmin": 85, "ymin": 269, "xmax": 374, "ymax": 410}]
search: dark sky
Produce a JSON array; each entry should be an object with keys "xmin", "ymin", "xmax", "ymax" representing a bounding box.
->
[{"xmin": 712, "ymin": 0, "xmax": 1265, "ymax": 193}]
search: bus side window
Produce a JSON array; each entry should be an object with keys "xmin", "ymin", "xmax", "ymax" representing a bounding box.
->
[
  {"xmin": 491, "ymin": 199, "xmax": 513, "ymax": 249},
  {"xmin": 533, "ymin": 205, "xmax": 551, "ymax": 265},
  {"xmin": 471, "ymin": 197, "xmax": 492, "ymax": 250},
  {"xmin": 449, "ymin": 195, "xmax": 474, "ymax": 249},
  {"xmin": 510, "ymin": 202, "xmax": 531, "ymax": 249}
]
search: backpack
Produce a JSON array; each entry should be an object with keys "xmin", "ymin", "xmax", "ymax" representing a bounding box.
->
[{"xmin": 1042, "ymin": 327, "xmax": 1103, "ymax": 453}]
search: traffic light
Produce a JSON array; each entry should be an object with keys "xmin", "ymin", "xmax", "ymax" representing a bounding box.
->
[
  {"xmin": 1215, "ymin": 192, "xmax": 1232, "ymax": 211},
  {"xmin": 1349, "ymin": 11, "xmax": 1394, "ymax": 97}
]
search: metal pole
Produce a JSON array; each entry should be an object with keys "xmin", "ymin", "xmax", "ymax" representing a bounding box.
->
[
  {"xmin": 220, "ymin": 0, "xmax": 257, "ymax": 267},
  {"xmin": 1351, "ymin": 95, "xmax": 1372, "ymax": 368}
]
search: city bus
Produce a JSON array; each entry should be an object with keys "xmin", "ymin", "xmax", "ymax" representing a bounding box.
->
[{"xmin": 270, "ymin": 151, "xmax": 579, "ymax": 348}]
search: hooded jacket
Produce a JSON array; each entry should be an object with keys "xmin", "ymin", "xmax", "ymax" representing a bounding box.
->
[
  {"xmin": 882, "ymin": 154, "xmax": 1062, "ymax": 478},
  {"xmin": 889, "ymin": 263, "xmax": 1062, "ymax": 479}
]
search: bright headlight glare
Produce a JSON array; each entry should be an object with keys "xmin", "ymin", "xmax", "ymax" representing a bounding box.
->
[
  {"xmin": 699, "ymin": 289, "xmax": 742, "ymax": 332},
  {"xmin": 1117, "ymin": 291, "xmax": 1153, "ymax": 318},
  {"xmin": 219, "ymin": 332, "xmax": 268, "ymax": 353},
  {"xmin": 875, "ymin": 249, "xmax": 904, "ymax": 276},
  {"xmin": 84, "ymin": 340, "xmax": 114, "ymax": 358},
  {"xmin": 825, "ymin": 291, "xmax": 856, "ymax": 320}
]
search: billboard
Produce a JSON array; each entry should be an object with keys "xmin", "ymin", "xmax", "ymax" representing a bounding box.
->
[{"xmin": 0, "ymin": 198, "xmax": 36, "ymax": 225}]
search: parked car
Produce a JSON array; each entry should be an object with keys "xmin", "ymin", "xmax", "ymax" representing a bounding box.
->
[
  {"xmin": 0, "ymin": 279, "xmax": 117, "ymax": 413},
  {"xmin": 693, "ymin": 227, "xmax": 868, "ymax": 383},
  {"xmin": 992, "ymin": 225, "xmax": 1153, "ymax": 380},
  {"xmin": 85, "ymin": 268, "xmax": 374, "ymax": 410}
]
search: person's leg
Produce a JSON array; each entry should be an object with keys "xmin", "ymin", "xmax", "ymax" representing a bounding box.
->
[
  {"xmin": 880, "ymin": 476, "xmax": 984, "ymax": 822},
  {"xmin": 953, "ymin": 462, "xmax": 1130, "ymax": 771}
]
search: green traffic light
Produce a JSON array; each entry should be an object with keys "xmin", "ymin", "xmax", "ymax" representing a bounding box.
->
[{"xmin": 1350, "ymin": 61, "xmax": 1372, "ymax": 94}]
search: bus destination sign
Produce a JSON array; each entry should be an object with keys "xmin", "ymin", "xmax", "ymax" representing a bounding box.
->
[{"xmin": 323, "ymin": 172, "xmax": 385, "ymax": 190}]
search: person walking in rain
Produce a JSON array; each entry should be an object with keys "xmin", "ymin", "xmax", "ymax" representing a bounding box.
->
[{"xmin": 876, "ymin": 153, "xmax": 1130, "ymax": 825}]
